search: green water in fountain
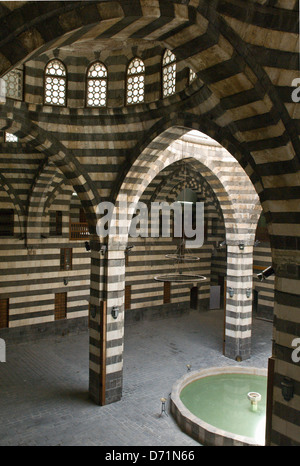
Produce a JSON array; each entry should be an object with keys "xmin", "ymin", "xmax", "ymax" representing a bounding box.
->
[{"xmin": 180, "ymin": 373, "xmax": 267, "ymax": 445}]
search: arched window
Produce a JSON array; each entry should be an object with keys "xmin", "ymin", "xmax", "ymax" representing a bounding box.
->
[
  {"xmin": 162, "ymin": 49, "xmax": 176, "ymax": 98},
  {"xmin": 86, "ymin": 61, "xmax": 107, "ymax": 107},
  {"xmin": 44, "ymin": 59, "xmax": 67, "ymax": 106},
  {"xmin": 126, "ymin": 58, "xmax": 145, "ymax": 105}
]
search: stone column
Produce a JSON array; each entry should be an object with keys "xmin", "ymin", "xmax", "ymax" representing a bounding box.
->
[
  {"xmin": 88, "ymin": 237, "xmax": 125, "ymax": 405},
  {"xmin": 269, "ymin": 252, "xmax": 300, "ymax": 445},
  {"xmin": 224, "ymin": 243, "xmax": 254, "ymax": 360},
  {"xmin": 88, "ymin": 237, "xmax": 105, "ymax": 405}
]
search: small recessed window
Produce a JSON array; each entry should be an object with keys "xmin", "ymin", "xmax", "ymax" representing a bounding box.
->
[
  {"xmin": 5, "ymin": 132, "xmax": 18, "ymax": 142},
  {"xmin": 0, "ymin": 209, "xmax": 14, "ymax": 236},
  {"xmin": 126, "ymin": 58, "xmax": 145, "ymax": 105},
  {"xmin": 2, "ymin": 68, "xmax": 23, "ymax": 101},
  {"xmin": 0, "ymin": 298, "xmax": 9, "ymax": 329},
  {"xmin": 189, "ymin": 68, "xmax": 196, "ymax": 84},
  {"xmin": 86, "ymin": 61, "xmax": 107, "ymax": 107},
  {"xmin": 60, "ymin": 248, "xmax": 72, "ymax": 271},
  {"xmin": 54, "ymin": 292, "xmax": 67, "ymax": 320},
  {"xmin": 162, "ymin": 49, "xmax": 176, "ymax": 98},
  {"xmin": 50, "ymin": 211, "xmax": 62, "ymax": 236},
  {"xmin": 163, "ymin": 281, "xmax": 171, "ymax": 304},
  {"xmin": 44, "ymin": 59, "xmax": 67, "ymax": 106},
  {"xmin": 125, "ymin": 285, "xmax": 131, "ymax": 310}
]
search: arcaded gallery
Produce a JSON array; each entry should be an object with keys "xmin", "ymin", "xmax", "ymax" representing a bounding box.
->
[{"xmin": 0, "ymin": 0, "xmax": 299, "ymax": 447}]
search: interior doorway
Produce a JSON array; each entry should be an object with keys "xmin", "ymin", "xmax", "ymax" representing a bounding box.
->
[{"xmin": 190, "ymin": 286, "xmax": 198, "ymax": 310}]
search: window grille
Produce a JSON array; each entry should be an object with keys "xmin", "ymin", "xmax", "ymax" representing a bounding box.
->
[
  {"xmin": 5, "ymin": 132, "xmax": 18, "ymax": 142},
  {"xmin": 162, "ymin": 49, "xmax": 176, "ymax": 98},
  {"xmin": 2, "ymin": 68, "xmax": 23, "ymax": 101},
  {"xmin": 126, "ymin": 58, "xmax": 145, "ymax": 105},
  {"xmin": 86, "ymin": 62, "xmax": 107, "ymax": 107},
  {"xmin": 189, "ymin": 68, "xmax": 196, "ymax": 84},
  {"xmin": 54, "ymin": 292, "xmax": 67, "ymax": 320},
  {"xmin": 60, "ymin": 248, "xmax": 72, "ymax": 271},
  {"xmin": 44, "ymin": 59, "xmax": 66, "ymax": 106}
]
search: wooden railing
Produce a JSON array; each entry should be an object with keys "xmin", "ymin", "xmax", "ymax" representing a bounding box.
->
[{"xmin": 69, "ymin": 222, "xmax": 89, "ymax": 240}]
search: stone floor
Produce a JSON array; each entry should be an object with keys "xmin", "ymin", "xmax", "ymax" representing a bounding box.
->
[{"xmin": 0, "ymin": 309, "xmax": 273, "ymax": 446}]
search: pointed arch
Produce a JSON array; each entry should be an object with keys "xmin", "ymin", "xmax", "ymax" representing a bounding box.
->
[{"xmin": 0, "ymin": 109, "xmax": 100, "ymax": 235}]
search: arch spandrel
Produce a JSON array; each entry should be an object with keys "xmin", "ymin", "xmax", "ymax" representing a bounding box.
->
[{"xmin": 0, "ymin": 110, "xmax": 101, "ymax": 233}]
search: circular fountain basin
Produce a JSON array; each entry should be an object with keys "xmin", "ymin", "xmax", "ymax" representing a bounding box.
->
[{"xmin": 170, "ymin": 366, "xmax": 267, "ymax": 446}]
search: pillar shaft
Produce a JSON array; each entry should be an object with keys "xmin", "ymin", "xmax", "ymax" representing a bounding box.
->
[
  {"xmin": 88, "ymin": 238, "xmax": 125, "ymax": 405},
  {"xmin": 224, "ymin": 244, "xmax": 254, "ymax": 360},
  {"xmin": 269, "ymin": 252, "xmax": 300, "ymax": 445}
]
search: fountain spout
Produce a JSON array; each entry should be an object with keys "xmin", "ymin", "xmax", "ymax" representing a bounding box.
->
[{"xmin": 247, "ymin": 392, "xmax": 261, "ymax": 412}]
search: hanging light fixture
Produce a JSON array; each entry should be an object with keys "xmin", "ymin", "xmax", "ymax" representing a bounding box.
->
[{"xmin": 154, "ymin": 157, "xmax": 206, "ymax": 284}]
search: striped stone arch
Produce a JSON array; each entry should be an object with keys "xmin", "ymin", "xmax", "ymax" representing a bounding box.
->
[
  {"xmin": 0, "ymin": 0, "xmax": 297, "ymax": 150},
  {"xmin": 167, "ymin": 172, "xmax": 220, "ymax": 206},
  {"xmin": 111, "ymin": 127, "xmax": 261, "ymax": 246},
  {"xmin": 0, "ymin": 2, "xmax": 298, "ymax": 245},
  {"xmin": 158, "ymin": 169, "xmax": 223, "ymax": 220},
  {"xmin": 1, "ymin": 0, "xmax": 297, "ymax": 179},
  {"xmin": 174, "ymin": 142, "xmax": 262, "ymax": 240},
  {"xmin": 99, "ymin": 126, "xmax": 262, "ymax": 405},
  {"xmin": 27, "ymin": 161, "xmax": 67, "ymax": 240},
  {"xmin": 145, "ymin": 167, "xmax": 225, "ymax": 255},
  {"xmin": 0, "ymin": 173, "xmax": 25, "ymax": 237},
  {"xmin": 146, "ymin": 162, "xmax": 224, "ymax": 224},
  {"xmin": 43, "ymin": 172, "xmax": 69, "ymax": 214},
  {"xmin": 147, "ymin": 163, "xmax": 204, "ymax": 199},
  {"xmin": 0, "ymin": 0, "xmax": 298, "ymax": 444},
  {"xmin": 111, "ymin": 107, "xmax": 261, "ymax": 212},
  {"xmin": 0, "ymin": 105, "xmax": 101, "ymax": 232},
  {"xmin": 139, "ymin": 162, "xmax": 224, "ymax": 247}
]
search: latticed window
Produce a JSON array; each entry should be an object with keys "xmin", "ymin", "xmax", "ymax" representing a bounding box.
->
[
  {"xmin": 126, "ymin": 58, "xmax": 145, "ymax": 105},
  {"xmin": 189, "ymin": 68, "xmax": 196, "ymax": 84},
  {"xmin": 2, "ymin": 68, "xmax": 23, "ymax": 101},
  {"xmin": 5, "ymin": 132, "xmax": 18, "ymax": 142},
  {"xmin": 44, "ymin": 59, "xmax": 66, "ymax": 106},
  {"xmin": 162, "ymin": 49, "xmax": 176, "ymax": 98},
  {"xmin": 86, "ymin": 62, "xmax": 107, "ymax": 107}
]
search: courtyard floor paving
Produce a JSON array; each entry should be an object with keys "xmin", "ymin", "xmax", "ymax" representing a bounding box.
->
[{"xmin": 0, "ymin": 309, "xmax": 273, "ymax": 446}]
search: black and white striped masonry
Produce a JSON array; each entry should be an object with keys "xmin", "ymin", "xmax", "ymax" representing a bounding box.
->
[{"xmin": 0, "ymin": 0, "xmax": 298, "ymax": 445}]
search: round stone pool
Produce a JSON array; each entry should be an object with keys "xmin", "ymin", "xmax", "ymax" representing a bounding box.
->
[{"xmin": 170, "ymin": 366, "xmax": 267, "ymax": 446}]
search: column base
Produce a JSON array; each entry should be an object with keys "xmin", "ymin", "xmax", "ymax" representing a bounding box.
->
[
  {"xmin": 89, "ymin": 368, "xmax": 123, "ymax": 405},
  {"xmin": 224, "ymin": 335, "xmax": 251, "ymax": 361},
  {"xmin": 105, "ymin": 371, "xmax": 123, "ymax": 404}
]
